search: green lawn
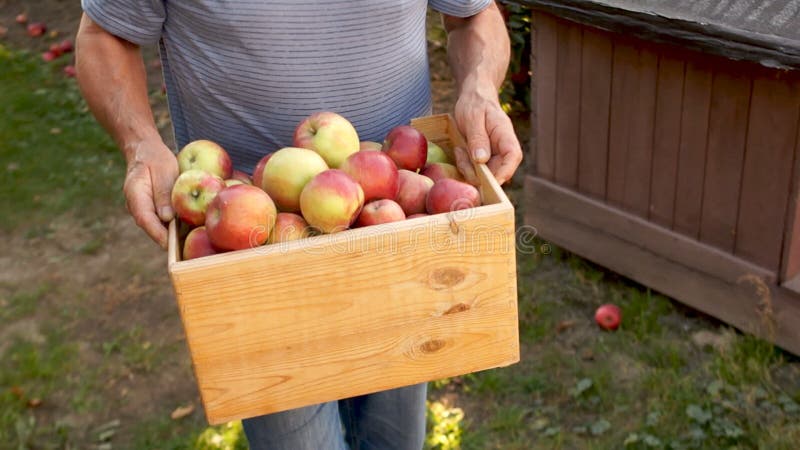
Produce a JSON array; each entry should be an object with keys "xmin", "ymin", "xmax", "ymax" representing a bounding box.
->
[{"xmin": 2, "ymin": 41, "xmax": 800, "ymax": 450}]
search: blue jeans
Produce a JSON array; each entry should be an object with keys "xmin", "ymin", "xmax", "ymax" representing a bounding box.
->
[{"xmin": 242, "ymin": 383, "xmax": 428, "ymax": 450}]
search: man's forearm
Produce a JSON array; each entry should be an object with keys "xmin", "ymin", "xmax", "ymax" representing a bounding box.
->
[
  {"xmin": 75, "ymin": 14, "xmax": 161, "ymax": 163},
  {"xmin": 443, "ymin": 2, "xmax": 510, "ymax": 96}
]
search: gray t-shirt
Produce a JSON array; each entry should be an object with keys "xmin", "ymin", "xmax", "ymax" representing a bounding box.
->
[{"xmin": 81, "ymin": 0, "xmax": 490, "ymax": 172}]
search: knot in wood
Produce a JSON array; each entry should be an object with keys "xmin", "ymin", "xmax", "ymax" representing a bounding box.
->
[{"xmin": 420, "ymin": 339, "xmax": 446, "ymax": 354}]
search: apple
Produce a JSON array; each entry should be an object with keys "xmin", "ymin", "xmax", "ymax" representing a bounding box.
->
[
  {"xmin": 63, "ymin": 65, "xmax": 76, "ymax": 78},
  {"xmin": 41, "ymin": 51, "xmax": 57, "ymax": 62},
  {"xmin": 595, "ymin": 304, "xmax": 621, "ymax": 330},
  {"xmin": 262, "ymin": 147, "xmax": 329, "ymax": 212},
  {"xmin": 183, "ymin": 226, "xmax": 219, "ymax": 260},
  {"xmin": 268, "ymin": 212, "xmax": 311, "ymax": 244},
  {"xmin": 57, "ymin": 39, "xmax": 73, "ymax": 54},
  {"xmin": 426, "ymin": 141, "xmax": 452, "ymax": 164},
  {"xmin": 340, "ymin": 150, "xmax": 399, "ymax": 202},
  {"xmin": 300, "ymin": 169, "xmax": 364, "ymax": 234},
  {"xmin": 293, "ymin": 112, "xmax": 359, "ymax": 168},
  {"xmin": 231, "ymin": 170, "xmax": 252, "ymax": 185},
  {"xmin": 15, "ymin": 13, "xmax": 27, "ymax": 24},
  {"xmin": 426, "ymin": 178, "xmax": 481, "ymax": 215},
  {"xmin": 26, "ymin": 22, "xmax": 46, "ymax": 37},
  {"xmin": 177, "ymin": 139, "xmax": 233, "ymax": 179},
  {"xmin": 395, "ymin": 170, "xmax": 433, "ymax": 216},
  {"xmin": 205, "ymin": 184, "xmax": 277, "ymax": 251},
  {"xmin": 225, "ymin": 179, "xmax": 245, "ymax": 187},
  {"xmin": 360, "ymin": 141, "xmax": 382, "ymax": 151},
  {"xmin": 422, "ymin": 162, "xmax": 464, "ymax": 183},
  {"xmin": 48, "ymin": 43, "xmax": 63, "ymax": 57},
  {"xmin": 251, "ymin": 153, "xmax": 272, "ymax": 191},
  {"xmin": 170, "ymin": 169, "xmax": 226, "ymax": 227},
  {"xmin": 356, "ymin": 199, "xmax": 406, "ymax": 227},
  {"xmin": 382, "ymin": 125, "xmax": 427, "ymax": 172},
  {"xmin": 407, "ymin": 213, "xmax": 428, "ymax": 219}
]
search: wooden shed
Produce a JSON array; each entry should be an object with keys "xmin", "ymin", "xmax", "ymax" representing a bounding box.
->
[{"xmin": 519, "ymin": 0, "xmax": 800, "ymax": 354}]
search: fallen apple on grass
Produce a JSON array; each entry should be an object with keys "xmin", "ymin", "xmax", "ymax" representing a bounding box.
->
[
  {"xmin": 171, "ymin": 169, "xmax": 227, "ymax": 227},
  {"xmin": 382, "ymin": 125, "xmax": 427, "ymax": 172},
  {"xmin": 426, "ymin": 178, "xmax": 481, "ymax": 215},
  {"xmin": 63, "ymin": 65, "xmax": 76, "ymax": 78},
  {"xmin": 294, "ymin": 112, "xmax": 359, "ymax": 168},
  {"xmin": 41, "ymin": 51, "xmax": 57, "ymax": 62},
  {"xmin": 340, "ymin": 150, "xmax": 398, "ymax": 202},
  {"xmin": 300, "ymin": 169, "xmax": 364, "ymax": 234},
  {"xmin": 261, "ymin": 147, "xmax": 329, "ymax": 212},
  {"xmin": 395, "ymin": 170, "xmax": 434, "ymax": 216},
  {"xmin": 205, "ymin": 184, "xmax": 277, "ymax": 251},
  {"xmin": 595, "ymin": 304, "xmax": 621, "ymax": 331},
  {"xmin": 356, "ymin": 199, "xmax": 406, "ymax": 227},
  {"xmin": 177, "ymin": 139, "xmax": 232, "ymax": 179},
  {"xmin": 183, "ymin": 226, "xmax": 219, "ymax": 260},
  {"xmin": 269, "ymin": 213, "xmax": 312, "ymax": 244},
  {"xmin": 26, "ymin": 22, "xmax": 45, "ymax": 37},
  {"xmin": 15, "ymin": 13, "xmax": 27, "ymax": 24}
]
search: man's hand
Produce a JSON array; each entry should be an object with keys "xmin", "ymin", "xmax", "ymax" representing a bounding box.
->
[
  {"xmin": 452, "ymin": 83, "xmax": 522, "ymax": 186},
  {"xmin": 122, "ymin": 138, "xmax": 178, "ymax": 249},
  {"xmin": 443, "ymin": 2, "xmax": 522, "ymax": 185}
]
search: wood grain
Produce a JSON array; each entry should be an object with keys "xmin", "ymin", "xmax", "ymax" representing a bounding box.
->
[
  {"xmin": 649, "ymin": 53, "xmax": 685, "ymax": 228},
  {"xmin": 168, "ymin": 115, "xmax": 519, "ymax": 424},
  {"xmin": 533, "ymin": 12, "xmax": 558, "ymax": 179},
  {"xmin": 606, "ymin": 40, "xmax": 638, "ymax": 208},
  {"xmin": 554, "ymin": 20, "xmax": 582, "ymax": 187},
  {"xmin": 577, "ymin": 28, "xmax": 613, "ymax": 199}
]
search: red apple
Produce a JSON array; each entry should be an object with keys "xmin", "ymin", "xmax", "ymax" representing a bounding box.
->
[
  {"xmin": 395, "ymin": 170, "xmax": 434, "ymax": 216},
  {"xmin": 41, "ymin": 51, "xmax": 57, "ymax": 62},
  {"xmin": 26, "ymin": 22, "xmax": 46, "ymax": 37},
  {"xmin": 407, "ymin": 213, "xmax": 428, "ymax": 219},
  {"xmin": 170, "ymin": 169, "xmax": 226, "ymax": 227},
  {"xmin": 360, "ymin": 141, "xmax": 382, "ymax": 151},
  {"xmin": 426, "ymin": 178, "xmax": 481, "ymax": 215},
  {"xmin": 262, "ymin": 147, "xmax": 329, "ymax": 212},
  {"xmin": 177, "ymin": 139, "xmax": 232, "ymax": 179},
  {"xmin": 426, "ymin": 141, "xmax": 452, "ymax": 164},
  {"xmin": 251, "ymin": 153, "xmax": 272, "ymax": 191},
  {"xmin": 182, "ymin": 226, "xmax": 219, "ymax": 260},
  {"xmin": 57, "ymin": 39, "xmax": 73, "ymax": 54},
  {"xmin": 48, "ymin": 43, "xmax": 63, "ymax": 58},
  {"xmin": 300, "ymin": 169, "xmax": 364, "ymax": 234},
  {"xmin": 231, "ymin": 170, "xmax": 252, "ymax": 185},
  {"xmin": 293, "ymin": 112, "xmax": 359, "ymax": 168},
  {"xmin": 15, "ymin": 13, "xmax": 28, "ymax": 25},
  {"xmin": 382, "ymin": 125, "xmax": 427, "ymax": 172},
  {"xmin": 268, "ymin": 212, "xmax": 311, "ymax": 244},
  {"xmin": 422, "ymin": 162, "xmax": 464, "ymax": 183},
  {"xmin": 205, "ymin": 184, "xmax": 277, "ymax": 251},
  {"xmin": 340, "ymin": 150, "xmax": 399, "ymax": 202},
  {"xmin": 595, "ymin": 304, "xmax": 621, "ymax": 331},
  {"xmin": 63, "ymin": 65, "xmax": 76, "ymax": 78},
  {"xmin": 356, "ymin": 199, "xmax": 406, "ymax": 227}
]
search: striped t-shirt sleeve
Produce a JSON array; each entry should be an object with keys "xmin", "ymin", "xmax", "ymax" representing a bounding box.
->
[
  {"xmin": 429, "ymin": 0, "xmax": 493, "ymax": 17},
  {"xmin": 81, "ymin": 0, "xmax": 165, "ymax": 46}
]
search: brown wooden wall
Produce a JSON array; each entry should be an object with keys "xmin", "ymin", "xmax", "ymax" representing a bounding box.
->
[{"xmin": 531, "ymin": 12, "xmax": 800, "ymax": 279}]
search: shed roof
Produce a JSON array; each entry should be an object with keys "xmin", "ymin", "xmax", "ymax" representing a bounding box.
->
[{"xmin": 514, "ymin": 0, "xmax": 800, "ymax": 69}]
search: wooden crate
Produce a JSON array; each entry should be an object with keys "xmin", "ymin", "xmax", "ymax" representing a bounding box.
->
[{"xmin": 167, "ymin": 114, "xmax": 520, "ymax": 425}]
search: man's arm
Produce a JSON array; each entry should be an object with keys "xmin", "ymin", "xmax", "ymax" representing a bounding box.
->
[
  {"xmin": 442, "ymin": 2, "xmax": 523, "ymax": 185},
  {"xmin": 75, "ymin": 13, "xmax": 177, "ymax": 248}
]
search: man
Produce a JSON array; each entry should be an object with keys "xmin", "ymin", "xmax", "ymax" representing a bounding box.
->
[{"xmin": 75, "ymin": 0, "xmax": 522, "ymax": 448}]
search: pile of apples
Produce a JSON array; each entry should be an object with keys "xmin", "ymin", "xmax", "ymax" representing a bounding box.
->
[{"xmin": 172, "ymin": 112, "xmax": 482, "ymax": 260}]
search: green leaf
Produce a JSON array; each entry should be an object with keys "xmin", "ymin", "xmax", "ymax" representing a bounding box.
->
[
  {"xmin": 685, "ymin": 404, "xmax": 712, "ymax": 424},
  {"xmin": 569, "ymin": 378, "xmax": 593, "ymax": 398}
]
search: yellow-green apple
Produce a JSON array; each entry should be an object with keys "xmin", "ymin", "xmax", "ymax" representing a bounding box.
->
[
  {"xmin": 426, "ymin": 141, "xmax": 452, "ymax": 164},
  {"xmin": 177, "ymin": 140, "xmax": 233, "ymax": 179},
  {"xmin": 293, "ymin": 112, "xmax": 359, "ymax": 168},
  {"xmin": 231, "ymin": 170, "xmax": 252, "ymax": 185},
  {"xmin": 182, "ymin": 226, "xmax": 219, "ymax": 260},
  {"xmin": 422, "ymin": 162, "xmax": 464, "ymax": 183},
  {"xmin": 407, "ymin": 213, "xmax": 428, "ymax": 219},
  {"xmin": 395, "ymin": 169, "xmax": 434, "ymax": 216},
  {"xmin": 251, "ymin": 154, "xmax": 273, "ymax": 191},
  {"xmin": 300, "ymin": 169, "xmax": 364, "ymax": 234},
  {"xmin": 382, "ymin": 125, "xmax": 427, "ymax": 172},
  {"xmin": 360, "ymin": 141, "xmax": 382, "ymax": 151},
  {"xmin": 268, "ymin": 212, "xmax": 311, "ymax": 244},
  {"xmin": 426, "ymin": 178, "xmax": 481, "ymax": 214},
  {"xmin": 205, "ymin": 185, "xmax": 277, "ymax": 251},
  {"xmin": 262, "ymin": 147, "xmax": 329, "ymax": 212},
  {"xmin": 356, "ymin": 199, "xmax": 406, "ymax": 227},
  {"xmin": 171, "ymin": 169, "xmax": 226, "ymax": 227},
  {"xmin": 340, "ymin": 151, "xmax": 399, "ymax": 202}
]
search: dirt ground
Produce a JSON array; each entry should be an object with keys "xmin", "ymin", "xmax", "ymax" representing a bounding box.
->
[{"xmin": 0, "ymin": 0, "xmax": 524, "ymax": 446}]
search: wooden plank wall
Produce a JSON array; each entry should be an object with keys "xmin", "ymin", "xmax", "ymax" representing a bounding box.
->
[{"xmin": 531, "ymin": 12, "xmax": 800, "ymax": 276}]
